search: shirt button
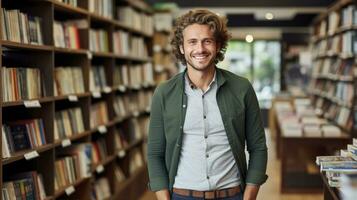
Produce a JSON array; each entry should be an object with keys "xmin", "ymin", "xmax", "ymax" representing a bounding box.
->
[
  {"xmin": 206, "ymin": 154, "xmax": 209, "ymax": 158},
  {"xmin": 207, "ymin": 176, "xmax": 210, "ymax": 179},
  {"xmin": 180, "ymin": 126, "xmax": 183, "ymax": 129},
  {"xmin": 202, "ymin": 95, "xmax": 204, "ymax": 99},
  {"xmin": 204, "ymin": 135, "xmax": 208, "ymax": 139},
  {"xmin": 183, "ymin": 105, "xmax": 186, "ymax": 108},
  {"xmin": 204, "ymin": 116, "xmax": 206, "ymax": 119}
]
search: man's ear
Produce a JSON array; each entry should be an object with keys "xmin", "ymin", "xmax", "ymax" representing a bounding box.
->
[{"xmin": 179, "ymin": 45, "xmax": 184, "ymax": 54}]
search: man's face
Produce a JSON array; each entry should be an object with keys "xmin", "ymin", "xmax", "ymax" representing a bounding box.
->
[{"xmin": 180, "ymin": 24, "xmax": 219, "ymax": 72}]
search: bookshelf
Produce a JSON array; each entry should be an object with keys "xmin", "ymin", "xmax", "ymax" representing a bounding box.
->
[
  {"xmin": 1, "ymin": 0, "xmax": 154, "ymax": 200},
  {"xmin": 310, "ymin": 0, "xmax": 357, "ymax": 137},
  {"xmin": 270, "ymin": 0, "xmax": 357, "ymax": 193}
]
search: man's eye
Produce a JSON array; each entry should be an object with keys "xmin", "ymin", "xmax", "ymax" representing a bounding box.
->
[
  {"xmin": 205, "ymin": 40, "xmax": 213, "ymax": 44},
  {"xmin": 189, "ymin": 41, "xmax": 196, "ymax": 45}
]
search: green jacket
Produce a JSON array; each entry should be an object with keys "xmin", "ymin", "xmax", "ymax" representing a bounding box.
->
[{"xmin": 147, "ymin": 68, "xmax": 268, "ymax": 192}]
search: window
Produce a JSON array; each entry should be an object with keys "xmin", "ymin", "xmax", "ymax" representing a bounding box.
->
[{"xmin": 218, "ymin": 40, "xmax": 281, "ymax": 108}]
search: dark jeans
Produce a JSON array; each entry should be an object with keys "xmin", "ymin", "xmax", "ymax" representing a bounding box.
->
[{"xmin": 172, "ymin": 192, "xmax": 243, "ymax": 200}]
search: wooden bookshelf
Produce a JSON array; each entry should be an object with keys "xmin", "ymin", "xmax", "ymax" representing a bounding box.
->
[{"xmin": 0, "ymin": 0, "xmax": 154, "ymax": 199}]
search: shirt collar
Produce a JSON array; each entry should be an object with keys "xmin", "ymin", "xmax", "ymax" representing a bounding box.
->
[{"xmin": 185, "ymin": 70, "xmax": 217, "ymax": 90}]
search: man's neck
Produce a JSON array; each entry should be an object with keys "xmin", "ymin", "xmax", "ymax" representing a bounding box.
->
[{"xmin": 186, "ymin": 66, "xmax": 216, "ymax": 92}]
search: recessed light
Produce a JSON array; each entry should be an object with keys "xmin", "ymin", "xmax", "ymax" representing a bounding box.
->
[
  {"xmin": 245, "ymin": 34, "xmax": 254, "ymax": 43},
  {"xmin": 265, "ymin": 12, "xmax": 274, "ymax": 20}
]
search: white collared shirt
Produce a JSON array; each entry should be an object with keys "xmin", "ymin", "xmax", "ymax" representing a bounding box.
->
[{"xmin": 173, "ymin": 72, "xmax": 241, "ymax": 191}]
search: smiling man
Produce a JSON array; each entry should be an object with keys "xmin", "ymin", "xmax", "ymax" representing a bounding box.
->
[{"xmin": 147, "ymin": 9, "xmax": 268, "ymax": 200}]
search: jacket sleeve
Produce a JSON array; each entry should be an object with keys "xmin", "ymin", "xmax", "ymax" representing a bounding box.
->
[
  {"xmin": 244, "ymin": 83, "xmax": 268, "ymax": 185},
  {"xmin": 147, "ymin": 86, "xmax": 169, "ymax": 191}
]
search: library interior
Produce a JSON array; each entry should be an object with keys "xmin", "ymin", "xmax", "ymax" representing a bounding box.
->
[{"xmin": 1, "ymin": 0, "xmax": 357, "ymax": 200}]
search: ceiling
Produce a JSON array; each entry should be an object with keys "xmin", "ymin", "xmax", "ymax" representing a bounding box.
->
[{"xmin": 147, "ymin": 0, "xmax": 335, "ymax": 28}]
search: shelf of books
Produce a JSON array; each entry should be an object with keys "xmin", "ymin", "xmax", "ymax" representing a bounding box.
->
[
  {"xmin": 1, "ymin": 0, "xmax": 154, "ymax": 200},
  {"xmin": 152, "ymin": 9, "xmax": 178, "ymax": 84}
]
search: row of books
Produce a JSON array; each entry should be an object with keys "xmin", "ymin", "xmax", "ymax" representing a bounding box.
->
[
  {"xmin": 316, "ymin": 138, "xmax": 357, "ymax": 188},
  {"xmin": 113, "ymin": 31, "xmax": 149, "ymax": 57},
  {"xmin": 130, "ymin": 36, "xmax": 149, "ymax": 58},
  {"xmin": 113, "ymin": 128, "xmax": 129, "ymax": 150},
  {"xmin": 154, "ymin": 12, "xmax": 173, "ymax": 32},
  {"xmin": 90, "ymin": 101, "xmax": 109, "ymax": 129},
  {"xmin": 309, "ymin": 80, "xmax": 354, "ymax": 104},
  {"xmin": 54, "ymin": 67, "xmax": 85, "ymax": 96},
  {"xmin": 275, "ymin": 99, "xmax": 343, "ymax": 137},
  {"xmin": 313, "ymin": 96, "xmax": 353, "ymax": 130},
  {"xmin": 113, "ymin": 63, "xmax": 154, "ymax": 88},
  {"xmin": 1, "ymin": 8, "xmax": 44, "ymax": 45},
  {"xmin": 92, "ymin": 177, "xmax": 111, "ymax": 200},
  {"xmin": 341, "ymin": 5, "xmax": 357, "ymax": 27},
  {"xmin": 88, "ymin": 0, "xmax": 113, "ymax": 19},
  {"xmin": 92, "ymin": 138, "xmax": 109, "ymax": 165},
  {"xmin": 113, "ymin": 30, "xmax": 130, "ymax": 55},
  {"xmin": 54, "ymin": 107, "xmax": 85, "ymax": 141},
  {"xmin": 89, "ymin": 65, "xmax": 108, "ymax": 92},
  {"xmin": 2, "ymin": 67, "xmax": 42, "ymax": 102},
  {"xmin": 55, "ymin": 143, "xmax": 92, "ymax": 191},
  {"xmin": 53, "ymin": 20, "xmax": 82, "ymax": 49},
  {"xmin": 312, "ymin": 58, "xmax": 355, "ymax": 79},
  {"xmin": 313, "ymin": 31, "xmax": 357, "ymax": 56},
  {"xmin": 55, "ymin": 0, "xmax": 78, "ymax": 7},
  {"xmin": 114, "ymin": 90, "xmax": 152, "ymax": 118},
  {"xmin": 129, "ymin": 149, "xmax": 144, "ymax": 175},
  {"xmin": 153, "ymin": 32, "xmax": 171, "ymax": 52},
  {"xmin": 315, "ymin": 4, "xmax": 357, "ymax": 37},
  {"xmin": 117, "ymin": 6, "xmax": 153, "ymax": 35},
  {"xmin": 309, "ymin": 78, "xmax": 353, "ymax": 99},
  {"xmin": 341, "ymin": 31, "xmax": 357, "ymax": 54},
  {"xmin": 2, "ymin": 119, "xmax": 47, "ymax": 158},
  {"xmin": 2, "ymin": 171, "xmax": 46, "ymax": 200},
  {"xmin": 89, "ymin": 29, "xmax": 109, "ymax": 52}
]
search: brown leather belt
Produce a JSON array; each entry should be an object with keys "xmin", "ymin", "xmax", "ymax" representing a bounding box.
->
[{"xmin": 173, "ymin": 186, "xmax": 241, "ymax": 199}]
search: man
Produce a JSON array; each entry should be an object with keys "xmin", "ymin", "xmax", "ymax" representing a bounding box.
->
[{"xmin": 147, "ymin": 9, "xmax": 268, "ymax": 200}]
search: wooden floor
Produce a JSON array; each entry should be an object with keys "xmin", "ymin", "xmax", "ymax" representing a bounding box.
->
[{"xmin": 139, "ymin": 130, "xmax": 323, "ymax": 200}]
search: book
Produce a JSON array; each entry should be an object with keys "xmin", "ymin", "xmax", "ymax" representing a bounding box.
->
[
  {"xmin": 316, "ymin": 156, "xmax": 354, "ymax": 165},
  {"xmin": 116, "ymin": 6, "xmax": 153, "ymax": 35},
  {"xmin": 89, "ymin": 65, "xmax": 108, "ymax": 92},
  {"xmin": 89, "ymin": 29, "xmax": 109, "ymax": 53},
  {"xmin": 54, "ymin": 107, "xmax": 85, "ymax": 141},
  {"xmin": 88, "ymin": 0, "xmax": 113, "ymax": 19}
]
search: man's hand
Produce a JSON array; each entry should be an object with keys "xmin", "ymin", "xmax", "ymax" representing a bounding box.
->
[
  {"xmin": 155, "ymin": 189, "xmax": 170, "ymax": 200},
  {"xmin": 243, "ymin": 185, "xmax": 260, "ymax": 200}
]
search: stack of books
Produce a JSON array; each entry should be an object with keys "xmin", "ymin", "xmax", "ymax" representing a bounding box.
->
[{"xmin": 316, "ymin": 138, "xmax": 357, "ymax": 187}]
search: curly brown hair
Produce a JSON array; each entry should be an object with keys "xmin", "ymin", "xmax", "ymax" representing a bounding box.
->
[{"xmin": 171, "ymin": 9, "xmax": 231, "ymax": 66}]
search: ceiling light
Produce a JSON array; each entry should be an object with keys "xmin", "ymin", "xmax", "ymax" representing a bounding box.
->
[
  {"xmin": 245, "ymin": 34, "xmax": 254, "ymax": 43},
  {"xmin": 265, "ymin": 12, "xmax": 274, "ymax": 20}
]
